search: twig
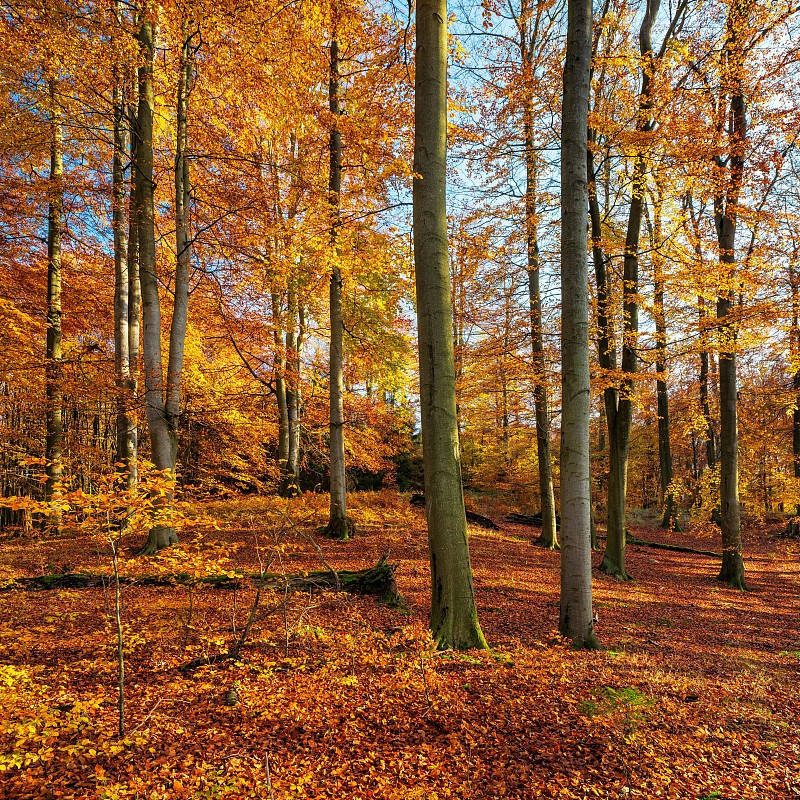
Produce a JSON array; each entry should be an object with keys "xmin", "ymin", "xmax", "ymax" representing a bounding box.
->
[
  {"xmin": 265, "ymin": 752, "xmax": 276, "ymax": 800},
  {"xmin": 127, "ymin": 697, "xmax": 163, "ymax": 736}
]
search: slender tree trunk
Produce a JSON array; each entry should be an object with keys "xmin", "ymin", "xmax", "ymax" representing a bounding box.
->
[
  {"xmin": 282, "ymin": 283, "xmax": 302, "ymax": 496},
  {"xmin": 685, "ymin": 194, "xmax": 717, "ymax": 472},
  {"xmin": 522, "ymin": 65, "xmax": 557, "ymax": 548},
  {"xmin": 138, "ymin": 13, "xmax": 195, "ymax": 553},
  {"xmin": 271, "ymin": 289, "xmax": 290, "ymax": 479},
  {"xmin": 790, "ymin": 261, "xmax": 800, "ymax": 535},
  {"xmin": 414, "ymin": 0, "xmax": 486, "ymax": 650},
  {"xmin": 45, "ymin": 79, "xmax": 64, "ymax": 532},
  {"xmin": 599, "ymin": 0, "xmax": 660, "ymax": 580},
  {"xmin": 112, "ymin": 22, "xmax": 133, "ymax": 488},
  {"xmin": 559, "ymin": 0, "xmax": 598, "ymax": 649},
  {"xmin": 649, "ymin": 190, "xmax": 678, "ymax": 530},
  {"xmin": 127, "ymin": 91, "xmax": 140, "ymax": 490},
  {"xmin": 324, "ymin": 32, "xmax": 353, "ymax": 540},
  {"xmin": 714, "ymin": 0, "xmax": 749, "ymax": 589}
]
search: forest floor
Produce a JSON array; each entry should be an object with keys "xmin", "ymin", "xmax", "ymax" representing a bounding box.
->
[{"xmin": 0, "ymin": 490, "xmax": 799, "ymax": 800}]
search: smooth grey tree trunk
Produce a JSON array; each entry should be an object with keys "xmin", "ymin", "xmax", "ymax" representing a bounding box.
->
[
  {"xmin": 45, "ymin": 79, "xmax": 64, "ymax": 532},
  {"xmin": 137, "ymin": 14, "xmax": 195, "ymax": 553},
  {"xmin": 112, "ymin": 15, "xmax": 135, "ymax": 490},
  {"xmin": 414, "ymin": 0, "xmax": 487, "ymax": 650},
  {"xmin": 558, "ymin": 0, "xmax": 598, "ymax": 649},
  {"xmin": 520, "ymin": 16, "xmax": 557, "ymax": 548},
  {"xmin": 324, "ymin": 34, "xmax": 354, "ymax": 540}
]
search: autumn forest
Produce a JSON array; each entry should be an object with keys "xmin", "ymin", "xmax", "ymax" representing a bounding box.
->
[{"xmin": 1, "ymin": 0, "xmax": 799, "ymax": 796}]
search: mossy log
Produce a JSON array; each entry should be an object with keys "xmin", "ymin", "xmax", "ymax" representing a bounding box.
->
[{"xmin": 2, "ymin": 557, "xmax": 401, "ymax": 602}]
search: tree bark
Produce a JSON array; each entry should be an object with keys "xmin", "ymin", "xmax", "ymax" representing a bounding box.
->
[
  {"xmin": 559, "ymin": 0, "xmax": 598, "ymax": 649},
  {"xmin": 649, "ymin": 189, "xmax": 678, "ymax": 530},
  {"xmin": 414, "ymin": 0, "xmax": 487, "ymax": 650},
  {"xmin": 45, "ymin": 79, "xmax": 64, "ymax": 532},
  {"xmin": 112, "ymin": 8, "xmax": 134, "ymax": 490},
  {"xmin": 324, "ymin": 32, "xmax": 354, "ymax": 540},
  {"xmin": 598, "ymin": 0, "xmax": 661, "ymax": 580},
  {"xmin": 520, "ymin": 16, "xmax": 557, "ymax": 549},
  {"xmin": 126, "ymin": 88, "xmax": 141, "ymax": 490},
  {"xmin": 137, "ymin": 12, "xmax": 195, "ymax": 553},
  {"xmin": 790, "ymin": 261, "xmax": 800, "ymax": 535},
  {"xmin": 713, "ymin": 0, "xmax": 749, "ymax": 589}
]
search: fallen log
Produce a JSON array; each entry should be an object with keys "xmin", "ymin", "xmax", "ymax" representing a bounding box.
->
[
  {"xmin": 2, "ymin": 556, "xmax": 402, "ymax": 602},
  {"xmin": 594, "ymin": 534, "xmax": 720, "ymax": 558},
  {"xmin": 625, "ymin": 535, "xmax": 720, "ymax": 558},
  {"xmin": 504, "ymin": 512, "xmax": 561, "ymax": 530},
  {"xmin": 410, "ymin": 494, "xmax": 500, "ymax": 530}
]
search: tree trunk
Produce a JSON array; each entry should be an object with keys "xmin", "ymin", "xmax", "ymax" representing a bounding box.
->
[
  {"xmin": 126, "ymin": 90, "xmax": 140, "ymax": 490},
  {"xmin": 558, "ymin": 0, "xmax": 598, "ymax": 649},
  {"xmin": 271, "ymin": 289, "xmax": 291, "ymax": 480},
  {"xmin": 414, "ymin": 0, "xmax": 486, "ymax": 650},
  {"xmin": 522, "ymin": 45, "xmax": 557, "ymax": 549},
  {"xmin": 714, "ymin": 0, "xmax": 749, "ymax": 589},
  {"xmin": 137, "ymin": 13, "xmax": 195, "ymax": 553},
  {"xmin": 45, "ymin": 79, "xmax": 64, "ymax": 532},
  {"xmin": 112, "ymin": 19, "xmax": 134, "ymax": 489},
  {"xmin": 789, "ymin": 262, "xmax": 800, "ymax": 535},
  {"xmin": 324, "ymin": 32, "xmax": 353, "ymax": 540},
  {"xmin": 649, "ymin": 186, "xmax": 679, "ymax": 530},
  {"xmin": 282, "ymin": 283, "xmax": 303, "ymax": 496},
  {"xmin": 686, "ymin": 194, "xmax": 717, "ymax": 471},
  {"xmin": 599, "ymin": 0, "xmax": 661, "ymax": 580}
]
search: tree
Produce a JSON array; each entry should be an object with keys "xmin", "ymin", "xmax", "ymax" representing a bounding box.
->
[
  {"xmin": 44, "ymin": 77, "xmax": 64, "ymax": 531},
  {"xmin": 712, "ymin": 0, "xmax": 751, "ymax": 589},
  {"xmin": 520, "ymin": 0, "xmax": 558, "ymax": 549},
  {"xmin": 558, "ymin": 0, "xmax": 598, "ymax": 648},
  {"xmin": 324, "ymin": 21, "xmax": 354, "ymax": 540},
  {"xmin": 136, "ymin": 7, "xmax": 197, "ymax": 553},
  {"xmin": 414, "ymin": 0, "xmax": 487, "ymax": 650}
]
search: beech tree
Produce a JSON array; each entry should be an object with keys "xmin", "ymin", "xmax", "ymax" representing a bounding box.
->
[
  {"xmin": 135, "ymin": 7, "xmax": 197, "ymax": 553},
  {"xmin": 414, "ymin": 0, "xmax": 487, "ymax": 650},
  {"xmin": 558, "ymin": 0, "xmax": 597, "ymax": 649},
  {"xmin": 324, "ymin": 22, "xmax": 354, "ymax": 540},
  {"xmin": 44, "ymin": 77, "xmax": 64, "ymax": 531}
]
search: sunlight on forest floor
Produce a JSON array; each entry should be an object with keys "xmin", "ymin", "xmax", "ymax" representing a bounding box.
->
[{"xmin": 1, "ymin": 491, "xmax": 798, "ymax": 799}]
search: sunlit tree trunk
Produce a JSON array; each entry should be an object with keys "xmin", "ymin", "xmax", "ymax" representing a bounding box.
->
[
  {"xmin": 521, "ymin": 30, "xmax": 557, "ymax": 547},
  {"xmin": 324, "ymin": 31, "xmax": 354, "ymax": 539},
  {"xmin": 127, "ymin": 86, "xmax": 140, "ymax": 489},
  {"xmin": 45, "ymin": 79, "xmax": 64, "ymax": 532},
  {"xmin": 414, "ymin": 0, "xmax": 486, "ymax": 650},
  {"xmin": 790, "ymin": 260, "xmax": 800, "ymax": 536},
  {"xmin": 112, "ymin": 7, "xmax": 135, "ymax": 490},
  {"xmin": 713, "ymin": 0, "xmax": 750, "ymax": 589},
  {"xmin": 271, "ymin": 288, "xmax": 290, "ymax": 477},
  {"xmin": 559, "ymin": 0, "xmax": 598, "ymax": 649},
  {"xmin": 138, "ymin": 13, "xmax": 195, "ymax": 553}
]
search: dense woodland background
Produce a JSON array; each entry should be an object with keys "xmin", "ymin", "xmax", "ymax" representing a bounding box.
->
[{"xmin": 1, "ymin": 0, "xmax": 800, "ymax": 796}]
